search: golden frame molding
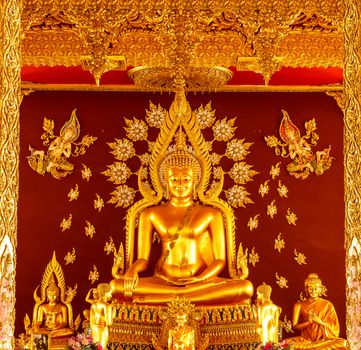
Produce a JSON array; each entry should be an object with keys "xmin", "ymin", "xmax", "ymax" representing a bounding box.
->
[
  {"xmin": 0, "ymin": 0, "xmax": 360, "ymax": 349},
  {"xmin": 20, "ymin": 82, "xmax": 344, "ymax": 93}
]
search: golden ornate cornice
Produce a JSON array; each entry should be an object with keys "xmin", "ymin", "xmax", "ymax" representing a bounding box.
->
[{"xmin": 20, "ymin": 1, "xmax": 345, "ymax": 84}]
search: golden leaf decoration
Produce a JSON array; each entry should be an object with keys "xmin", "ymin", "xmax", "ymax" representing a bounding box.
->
[
  {"xmin": 124, "ymin": 117, "xmax": 148, "ymax": 141},
  {"xmin": 68, "ymin": 184, "xmax": 79, "ymax": 201},
  {"xmin": 248, "ymin": 247, "xmax": 260, "ymax": 267},
  {"xmin": 104, "ymin": 237, "xmax": 116, "ymax": 255},
  {"xmin": 81, "ymin": 164, "xmax": 92, "ymax": 181},
  {"xmin": 88, "ymin": 265, "xmax": 99, "ymax": 284},
  {"xmin": 212, "ymin": 117, "xmax": 237, "ymax": 142},
  {"xmin": 146, "ymin": 101, "xmax": 167, "ymax": 128},
  {"xmin": 294, "ymin": 249, "xmax": 307, "ymax": 265},
  {"xmin": 275, "ymin": 273, "xmax": 289, "ymax": 289},
  {"xmin": 247, "ymin": 214, "xmax": 260, "ymax": 231},
  {"xmin": 267, "ymin": 200, "xmax": 277, "ymax": 218},
  {"xmin": 274, "ymin": 233, "xmax": 285, "ymax": 253},
  {"xmin": 258, "ymin": 180, "xmax": 270, "ymax": 197},
  {"xmin": 85, "ymin": 221, "xmax": 96, "ymax": 238},
  {"xmin": 286, "ymin": 208, "xmax": 298, "ymax": 225},
  {"xmin": 42, "ymin": 117, "xmax": 55, "ymax": 135},
  {"xmin": 280, "ymin": 316, "xmax": 293, "ymax": 333},
  {"xmin": 64, "ymin": 248, "xmax": 76, "ymax": 265},
  {"xmin": 270, "ymin": 162, "xmax": 281, "ymax": 179},
  {"xmin": 60, "ymin": 214, "xmax": 72, "ymax": 231},
  {"xmin": 94, "ymin": 194, "xmax": 104, "ymax": 212},
  {"xmin": 277, "ymin": 180, "xmax": 288, "ymax": 198}
]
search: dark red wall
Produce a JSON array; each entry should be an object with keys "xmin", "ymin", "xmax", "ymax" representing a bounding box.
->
[{"xmin": 16, "ymin": 91, "xmax": 345, "ymax": 338}]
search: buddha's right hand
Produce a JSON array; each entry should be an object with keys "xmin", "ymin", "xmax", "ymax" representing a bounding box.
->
[{"xmin": 123, "ymin": 270, "xmax": 138, "ymax": 297}]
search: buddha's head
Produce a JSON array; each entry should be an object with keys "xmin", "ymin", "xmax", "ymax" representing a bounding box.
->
[
  {"xmin": 46, "ymin": 282, "xmax": 60, "ymax": 303},
  {"xmin": 97, "ymin": 283, "xmax": 112, "ymax": 300},
  {"xmin": 256, "ymin": 282, "xmax": 272, "ymax": 301},
  {"xmin": 160, "ymin": 128, "xmax": 201, "ymax": 200},
  {"xmin": 175, "ymin": 312, "xmax": 188, "ymax": 327},
  {"xmin": 304, "ymin": 273, "xmax": 322, "ymax": 299}
]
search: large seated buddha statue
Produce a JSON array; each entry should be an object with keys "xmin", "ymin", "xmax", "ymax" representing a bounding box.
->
[
  {"xmin": 286, "ymin": 273, "xmax": 347, "ymax": 350},
  {"xmin": 110, "ymin": 91, "xmax": 253, "ymax": 305}
]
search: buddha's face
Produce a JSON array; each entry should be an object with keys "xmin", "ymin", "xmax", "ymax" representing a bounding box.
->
[
  {"xmin": 168, "ymin": 167, "xmax": 193, "ymax": 199},
  {"xmin": 47, "ymin": 290, "xmax": 59, "ymax": 303},
  {"xmin": 306, "ymin": 281, "xmax": 321, "ymax": 299},
  {"xmin": 175, "ymin": 313, "xmax": 188, "ymax": 326}
]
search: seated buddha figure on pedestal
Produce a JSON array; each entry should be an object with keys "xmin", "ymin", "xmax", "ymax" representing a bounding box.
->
[
  {"xmin": 110, "ymin": 92, "xmax": 253, "ymax": 305},
  {"xmin": 286, "ymin": 273, "xmax": 347, "ymax": 350},
  {"xmin": 26, "ymin": 252, "xmax": 78, "ymax": 342},
  {"xmin": 30, "ymin": 281, "xmax": 72, "ymax": 337}
]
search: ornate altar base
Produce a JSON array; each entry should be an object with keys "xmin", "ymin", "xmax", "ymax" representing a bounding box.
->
[{"xmin": 108, "ymin": 302, "xmax": 260, "ymax": 350}]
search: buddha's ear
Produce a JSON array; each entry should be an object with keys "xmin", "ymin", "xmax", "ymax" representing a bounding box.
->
[
  {"xmin": 164, "ymin": 184, "xmax": 170, "ymax": 200},
  {"xmin": 193, "ymin": 184, "xmax": 198, "ymax": 200}
]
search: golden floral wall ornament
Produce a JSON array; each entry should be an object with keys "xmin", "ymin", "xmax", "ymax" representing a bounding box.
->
[
  {"xmin": 265, "ymin": 110, "xmax": 333, "ymax": 179},
  {"xmin": 27, "ymin": 110, "xmax": 97, "ymax": 179}
]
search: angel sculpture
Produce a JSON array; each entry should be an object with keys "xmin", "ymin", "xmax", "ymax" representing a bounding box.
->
[
  {"xmin": 27, "ymin": 109, "xmax": 97, "ymax": 179},
  {"xmin": 265, "ymin": 110, "xmax": 333, "ymax": 180}
]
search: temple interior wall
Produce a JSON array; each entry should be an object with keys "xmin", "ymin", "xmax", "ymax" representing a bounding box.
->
[{"xmin": 16, "ymin": 90, "xmax": 345, "ymax": 338}]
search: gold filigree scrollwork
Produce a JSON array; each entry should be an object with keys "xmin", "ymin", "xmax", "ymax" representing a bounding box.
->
[
  {"xmin": 343, "ymin": 0, "xmax": 361, "ymax": 347},
  {"xmin": 63, "ymin": 3, "xmax": 130, "ymax": 85},
  {"xmin": 0, "ymin": 0, "xmax": 21, "ymax": 347},
  {"xmin": 20, "ymin": 1, "xmax": 345, "ymax": 82}
]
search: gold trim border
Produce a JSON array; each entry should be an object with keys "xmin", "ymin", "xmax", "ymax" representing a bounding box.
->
[
  {"xmin": 20, "ymin": 82, "xmax": 343, "ymax": 93},
  {"xmin": 0, "ymin": 0, "xmax": 21, "ymax": 348},
  {"xmin": 343, "ymin": 0, "xmax": 361, "ymax": 348},
  {"xmin": 0, "ymin": 1, "xmax": 359, "ymax": 349}
]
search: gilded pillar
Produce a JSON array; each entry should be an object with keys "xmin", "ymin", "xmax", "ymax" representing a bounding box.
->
[
  {"xmin": 0, "ymin": 0, "xmax": 21, "ymax": 348},
  {"xmin": 343, "ymin": 0, "xmax": 361, "ymax": 348}
]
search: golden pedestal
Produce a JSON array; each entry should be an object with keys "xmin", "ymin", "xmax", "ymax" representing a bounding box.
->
[{"xmin": 108, "ymin": 303, "xmax": 260, "ymax": 350}]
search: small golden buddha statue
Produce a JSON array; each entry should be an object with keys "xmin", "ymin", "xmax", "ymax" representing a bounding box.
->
[
  {"xmin": 286, "ymin": 273, "xmax": 347, "ymax": 350},
  {"xmin": 255, "ymin": 283, "xmax": 281, "ymax": 345},
  {"xmin": 30, "ymin": 282, "xmax": 73, "ymax": 337},
  {"xmin": 168, "ymin": 312, "xmax": 195, "ymax": 350},
  {"xmin": 110, "ymin": 126, "xmax": 253, "ymax": 304},
  {"xmin": 89, "ymin": 283, "xmax": 113, "ymax": 349},
  {"xmin": 26, "ymin": 252, "xmax": 79, "ymax": 344}
]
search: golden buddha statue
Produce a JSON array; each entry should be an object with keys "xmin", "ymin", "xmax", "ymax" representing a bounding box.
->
[
  {"xmin": 255, "ymin": 283, "xmax": 281, "ymax": 345},
  {"xmin": 89, "ymin": 283, "xmax": 113, "ymax": 349},
  {"xmin": 168, "ymin": 312, "xmax": 195, "ymax": 350},
  {"xmin": 31, "ymin": 282, "xmax": 72, "ymax": 337},
  {"xmin": 110, "ymin": 104, "xmax": 254, "ymax": 304},
  {"xmin": 26, "ymin": 253, "xmax": 79, "ymax": 345},
  {"xmin": 286, "ymin": 273, "xmax": 347, "ymax": 350}
]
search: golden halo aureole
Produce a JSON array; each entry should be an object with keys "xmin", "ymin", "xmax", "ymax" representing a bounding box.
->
[{"xmin": 128, "ymin": 66, "xmax": 233, "ymax": 91}]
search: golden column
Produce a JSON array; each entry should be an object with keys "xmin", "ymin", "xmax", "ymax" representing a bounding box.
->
[
  {"xmin": 0, "ymin": 0, "xmax": 21, "ymax": 348},
  {"xmin": 343, "ymin": 0, "xmax": 361, "ymax": 348}
]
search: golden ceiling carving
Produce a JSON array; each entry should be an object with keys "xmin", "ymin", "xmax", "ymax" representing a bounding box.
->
[{"xmin": 21, "ymin": 0, "xmax": 345, "ymax": 85}]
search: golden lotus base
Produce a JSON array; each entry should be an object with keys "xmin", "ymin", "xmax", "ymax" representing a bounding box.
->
[{"xmin": 108, "ymin": 302, "xmax": 260, "ymax": 349}]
